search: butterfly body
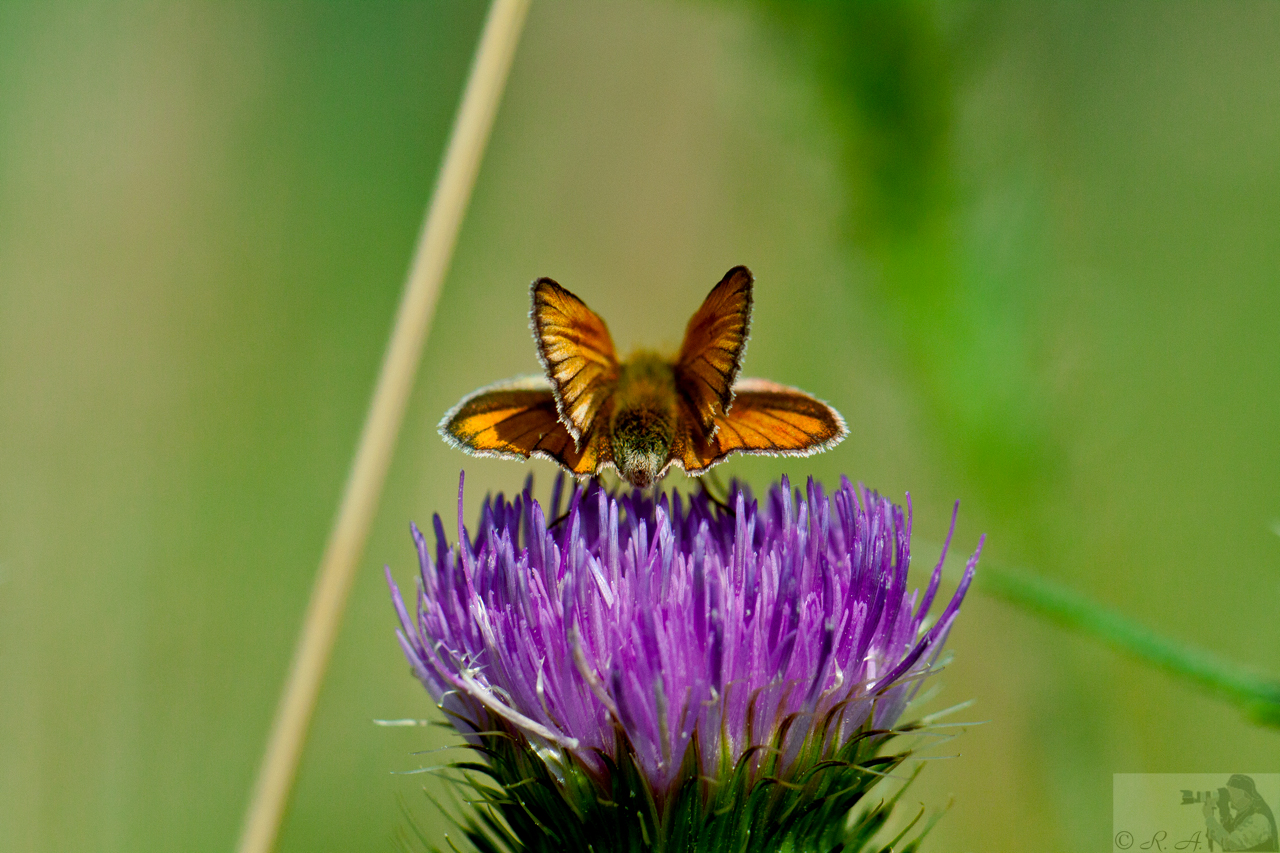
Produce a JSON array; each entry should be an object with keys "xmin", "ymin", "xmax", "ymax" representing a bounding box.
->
[
  {"xmin": 605, "ymin": 352, "xmax": 682, "ymax": 487},
  {"xmin": 440, "ymin": 267, "xmax": 847, "ymax": 488}
]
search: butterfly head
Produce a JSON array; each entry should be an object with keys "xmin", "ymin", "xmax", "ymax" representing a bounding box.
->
[{"xmin": 611, "ymin": 408, "xmax": 672, "ymax": 488}]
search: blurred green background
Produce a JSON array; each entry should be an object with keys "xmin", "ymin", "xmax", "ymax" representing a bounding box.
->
[{"xmin": 2, "ymin": 1, "xmax": 1278, "ymax": 850}]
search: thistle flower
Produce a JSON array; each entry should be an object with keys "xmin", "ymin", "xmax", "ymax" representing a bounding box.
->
[{"xmin": 388, "ymin": 473, "xmax": 981, "ymax": 852}]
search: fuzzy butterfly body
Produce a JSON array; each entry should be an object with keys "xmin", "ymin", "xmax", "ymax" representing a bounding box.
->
[{"xmin": 439, "ymin": 266, "xmax": 846, "ymax": 488}]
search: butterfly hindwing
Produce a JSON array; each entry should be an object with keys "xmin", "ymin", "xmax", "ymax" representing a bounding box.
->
[
  {"xmin": 531, "ymin": 278, "xmax": 620, "ymax": 444},
  {"xmin": 678, "ymin": 377, "xmax": 846, "ymax": 474},
  {"xmin": 675, "ymin": 266, "xmax": 753, "ymax": 434},
  {"xmin": 438, "ymin": 376, "xmax": 602, "ymax": 476}
]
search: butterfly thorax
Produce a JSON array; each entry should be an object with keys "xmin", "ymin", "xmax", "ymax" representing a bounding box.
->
[{"xmin": 608, "ymin": 352, "xmax": 679, "ymax": 488}]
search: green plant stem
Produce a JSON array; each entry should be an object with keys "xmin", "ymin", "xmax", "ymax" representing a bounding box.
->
[{"xmin": 974, "ymin": 563, "xmax": 1280, "ymax": 728}]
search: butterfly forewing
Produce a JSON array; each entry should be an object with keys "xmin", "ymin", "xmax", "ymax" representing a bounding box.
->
[
  {"xmin": 531, "ymin": 278, "xmax": 621, "ymax": 444},
  {"xmin": 679, "ymin": 377, "xmax": 846, "ymax": 474},
  {"xmin": 674, "ymin": 266, "xmax": 753, "ymax": 434},
  {"xmin": 438, "ymin": 377, "xmax": 602, "ymax": 475}
]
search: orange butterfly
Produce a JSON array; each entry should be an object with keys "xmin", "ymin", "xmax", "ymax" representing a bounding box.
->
[{"xmin": 439, "ymin": 266, "xmax": 847, "ymax": 488}]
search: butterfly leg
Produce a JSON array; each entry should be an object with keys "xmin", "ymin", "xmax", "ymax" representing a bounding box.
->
[
  {"xmin": 697, "ymin": 474, "xmax": 735, "ymax": 517},
  {"xmin": 547, "ymin": 474, "xmax": 607, "ymax": 530}
]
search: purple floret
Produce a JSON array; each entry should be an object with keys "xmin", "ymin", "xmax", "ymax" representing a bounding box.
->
[{"xmin": 388, "ymin": 473, "xmax": 981, "ymax": 801}]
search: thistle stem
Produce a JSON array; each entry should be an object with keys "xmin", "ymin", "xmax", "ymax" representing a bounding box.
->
[{"xmin": 235, "ymin": 3, "xmax": 532, "ymax": 852}]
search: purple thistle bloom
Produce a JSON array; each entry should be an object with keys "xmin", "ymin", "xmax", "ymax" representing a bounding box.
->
[{"xmin": 388, "ymin": 472, "xmax": 981, "ymax": 820}]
